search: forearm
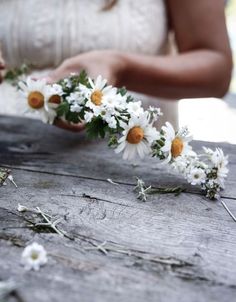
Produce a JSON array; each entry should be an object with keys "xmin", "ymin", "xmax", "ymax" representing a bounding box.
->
[{"xmin": 118, "ymin": 50, "xmax": 232, "ymax": 99}]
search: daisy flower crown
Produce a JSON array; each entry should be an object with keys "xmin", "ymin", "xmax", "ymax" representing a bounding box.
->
[{"xmin": 17, "ymin": 71, "xmax": 229, "ymax": 200}]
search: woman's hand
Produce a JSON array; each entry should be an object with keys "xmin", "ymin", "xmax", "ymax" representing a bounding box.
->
[
  {"xmin": 47, "ymin": 50, "xmax": 126, "ymax": 132},
  {"xmin": 47, "ymin": 50, "xmax": 126, "ymax": 86}
]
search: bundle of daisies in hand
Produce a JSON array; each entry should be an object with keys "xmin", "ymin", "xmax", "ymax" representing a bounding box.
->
[{"xmin": 18, "ymin": 71, "xmax": 228, "ymax": 200}]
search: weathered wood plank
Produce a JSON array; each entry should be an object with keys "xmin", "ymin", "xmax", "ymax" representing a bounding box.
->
[
  {"xmin": 1, "ymin": 115, "xmax": 236, "ymax": 302},
  {"xmin": 1, "ymin": 170, "xmax": 236, "ymax": 286},
  {"xmin": 0, "ymin": 115, "xmax": 236, "ymax": 199}
]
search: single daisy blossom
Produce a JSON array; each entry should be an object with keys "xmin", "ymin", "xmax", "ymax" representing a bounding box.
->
[
  {"xmin": 21, "ymin": 242, "xmax": 47, "ymax": 271},
  {"xmin": 80, "ymin": 75, "xmax": 118, "ymax": 113},
  {"xmin": 161, "ymin": 122, "xmax": 194, "ymax": 163},
  {"xmin": 115, "ymin": 112, "xmax": 160, "ymax": 160},
  {"xmin": 126, "ymin": 101, "xmax": 144, "ymax": 117},
  {"xmin": 187, "ymin": 167, "xmax": 206, "ymax": 185},
  {"xmin": 18, "ymin": 78, "xmax": 57, "ymax": 124}
]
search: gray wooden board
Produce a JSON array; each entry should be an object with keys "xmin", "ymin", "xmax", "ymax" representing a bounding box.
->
[
  {"xmin": 0, "ymin": 115, "xmax": 236, "ymax": 302},
  {"xmin": 0, "ymin": 116, "xmax": 236, "ymax": 198}
]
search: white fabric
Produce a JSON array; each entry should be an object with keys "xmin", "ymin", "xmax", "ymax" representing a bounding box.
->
[{"xmin": 0, "ymin": 0, "xmax": 178, "ymax": 127}]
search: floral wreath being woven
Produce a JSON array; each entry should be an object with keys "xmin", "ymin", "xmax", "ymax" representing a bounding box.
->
[{"xmin": 17, "ymin": 71, "xmax": 228, "ymax": 200}]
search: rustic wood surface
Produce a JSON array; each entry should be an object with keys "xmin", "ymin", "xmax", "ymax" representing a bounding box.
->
[{"xmin": 0, "ymin": 115, "xmax": 236, "ymax": 302}]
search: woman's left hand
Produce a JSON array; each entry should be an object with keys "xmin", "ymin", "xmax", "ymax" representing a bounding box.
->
[
  {"xmin": 46, "ymin": 50, "xmax": 126, "ymax": 86},
  {"xmin": 45, "ymin": 50, "xmax": 126, "ymax": 132}
]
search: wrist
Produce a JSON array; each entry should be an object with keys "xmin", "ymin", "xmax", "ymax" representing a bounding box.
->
[{"xmin": 113, "ymin": 51, "xmax": 130, "ymax": 88}]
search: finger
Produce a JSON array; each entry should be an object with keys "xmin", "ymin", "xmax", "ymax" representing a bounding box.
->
[{"xmin": 53, "ymin": 119, "xmax": 85, "ymax": 132}]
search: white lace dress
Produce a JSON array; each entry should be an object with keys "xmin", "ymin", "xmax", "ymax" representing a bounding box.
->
[{"xmin": 0, "ymin": 0, "xmax": 178, "ymax": 127}]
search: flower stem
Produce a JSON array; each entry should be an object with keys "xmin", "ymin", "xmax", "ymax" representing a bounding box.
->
[{"xmin": 220, "ymin": 200, "xmax": 236, "ymax": 223}]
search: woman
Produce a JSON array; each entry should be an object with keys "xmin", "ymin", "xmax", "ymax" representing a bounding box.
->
[{"xmin": 0, "ymin": 0, "xmax": 232, "ymax": 131}]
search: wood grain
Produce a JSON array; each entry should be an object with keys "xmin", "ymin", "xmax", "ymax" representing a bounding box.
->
[{"xmin": 0, "ymin": 115, "xmax": 236, "ymax": 302}]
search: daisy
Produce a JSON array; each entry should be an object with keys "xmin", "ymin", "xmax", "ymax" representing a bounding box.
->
[
  {"xmin": 160, "ymin": 122, "xmax": 194, "ymax": 163},
  {"xmin": 18, "ymin": 77, "xmax": 57, "ymax": 124},
  {"xmin": 66, "ymin": 91, "xmax": 85, "ymax": 113},
  {"xmin": 203, "ymin": 147, "xmax": 229, "ymax": 188},
  {"xmin": 126, "ymin": 101, "xmax": 144, "ymax": 117},
  {"xmin": 115, "ymin": 112, "xmax": 160, "ymax": 160},
  {"xmin": 84, "ymin": 111, "xmax": 94, "ymax": 123},
  {"xmin": 187, "ymin": 167, "xmax": 206, "ymax": 185},
  {"xmin": 21, "ymin": 242, "xmax": 47, "ymax": 271},
  {"xmin": 79, "ymin": 75, "xmax": 119, "ymax": 114}
]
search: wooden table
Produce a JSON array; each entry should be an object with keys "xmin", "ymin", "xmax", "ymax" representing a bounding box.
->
[{"xmin": 0, "ymin": 115, "xmax": 236, "ymax": 302}]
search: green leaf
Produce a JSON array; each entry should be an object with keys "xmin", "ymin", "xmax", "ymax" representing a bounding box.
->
[
  {"xmin": 78, "ymin": 70, "xmax": 90, "ymax": 87},
  {"xmin": 65, "ymin": 111, "xmax": 81, "ymax": 124},
  {"xmin": 4, "ymin": 63, "xmax": 31, "ymax": 86},
  {"xmin": 117, "ymin": 87, "xmax": 127, "ymax": 96},
  {"xmin": 56, "ymin": 101, "xmax": 70, "ymax": 117},
  {"xmin": 108, "ymin": 135, "xmax": 118, "ymax": 147},
  {"xmin": 85, "ymin": 117, "xmax": 108, "ymax": 139}
]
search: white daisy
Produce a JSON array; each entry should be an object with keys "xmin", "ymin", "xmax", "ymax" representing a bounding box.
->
[
  {"xmin": 79, "ymin": 75, "xmax": 119, "ymax": 114},
  {"xmin": 84, "ymin": 111, "xmax": 94, "ymax": 123},
  {"xmin": 126, "ymin": 101, "xmax": 144, "ymax": 117},
  {"xmin": 161, "ymin": 122, "xmax": 194, "ymax": 163},
  {"xmin": 50, "ymin": 84, "xmax": 64, "ymax": 96},
  {"xmin": 106, "ymin": 115, "xmax": 117, "ymax": 129},
  {"xmin": 203, "ymin": 147, "xmax": 229, "ymax": 188},
  {"xmin": 66, "ymin": 91, "xmax": 85, "ymax": 113},
  {"xmin": 21, "ymin": 242, "xmax": 47, "ymax": 271},
  {"xmin": 187, "ymin": 167, "xmax": 206, "ymax": 185},
  {"xmin": 147, "ymin": 106, "xmax": 162, "ymax": 123},
  {"xmin": 18, "ymin": 77, "xmax": 57, "ymax": 124},
  {"xmin": 205, "ymin": 148, "xmax": 228, "ymax": 172},
  {"xmin": 115, "ymin": 112, "xmax": 160, "ymax": 160},
  {"xmin": 66, "ymin": 92, "xmax": 84, "ymax": 105}
]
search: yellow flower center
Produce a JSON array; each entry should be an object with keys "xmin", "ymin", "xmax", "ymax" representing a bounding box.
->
[
  {"xmin": 171, "ymin": 137, "xmax": 184, "ymax": 158},
  {"xmin": 91, "ymin": 90, "xmax": 103, "ymax": 106},
  {"xmin": 28, "ymin": 91, "xmax": 44, "ymax": 109},
  {"xmin": 48, "ymin": 94, "xmax": 61, "ymax": 104},
  {"xmin": 31, "ymin": 251, "xmax": 39, "ymax": 260},
  {"xmin": 126, "ymin": 126, "xmax": 144, "ymax": 144}
]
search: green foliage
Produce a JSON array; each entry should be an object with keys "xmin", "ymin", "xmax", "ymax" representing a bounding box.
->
[
  {"xmin": 152, "ymin": 137, "xmax": 166, "ymax": 159},
  {"xmin": 57, "ymin": 70, "xmax": 90, "ymax": 96},
  {"xmin": 117, "ymin": 87, "xmax": 127, "ymax": 96},
  {"xmin": 56, "ymin": 101, "xmax": 70, "ymax": 117},
  {"xmin": 108, "ymin": 134, "xmax": 118, "ymax": 147},
  {"xmin": 4, "ymin": 63, "xmax": 31, "ymax": 86},
  {"xmin": 65, "ymin": 111, "xmax": 81, "ymax": 124},
  {"xmin": 85, "ymin": 116, "xmax": 109, "ymax": 139},
  {"xmin": 56, "ymin": 101, "xmax": 81, "ymax": 123},
  {"xmin": 77, "ymin": 70, "xmax": 90, "ymax": 87}
]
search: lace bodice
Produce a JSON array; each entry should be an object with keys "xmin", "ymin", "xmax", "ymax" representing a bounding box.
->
[{"xmin": 0, "ymin": 0, "xmax": 168, "ymax": 68}]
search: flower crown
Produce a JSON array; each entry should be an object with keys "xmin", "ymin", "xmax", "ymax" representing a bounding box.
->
[{"xmin": 18, "ymin": 71, "xmax": 229, "ymax": 200}]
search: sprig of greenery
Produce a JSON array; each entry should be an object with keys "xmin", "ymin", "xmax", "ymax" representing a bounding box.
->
[
  {"xmin": 4, "ymin": 63, "xmax": 31, "ymax": 86},
  {"xmin": 85, "ymin": 116, "xmax": 109, "ymax": 139},
  {"xmin": 147, "ymin": 186, "xmax": 186, "ymax": 197},
  {"xmin": 133, "ymin": 177, "xmax": 152, "ymax": 202},
  {"xmin": 18, "ymin": 204, "xmax": 74, "ymax": 240},
  {"xmin": 134, "ymin": 177, "xmax": 185, "ymax": 201}
]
